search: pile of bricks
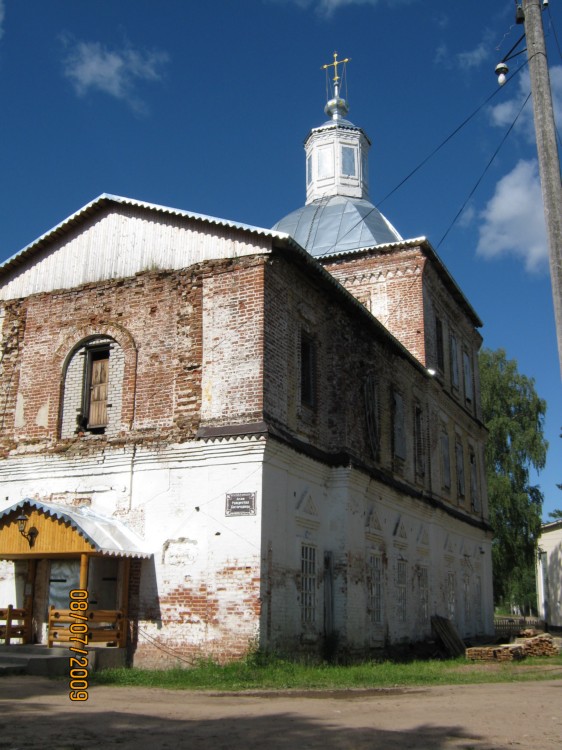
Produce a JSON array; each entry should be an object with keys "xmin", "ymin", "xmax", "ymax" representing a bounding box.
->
[{"xmin": 466, "ymin": 634, "xmax": 559, "ymax": 662}]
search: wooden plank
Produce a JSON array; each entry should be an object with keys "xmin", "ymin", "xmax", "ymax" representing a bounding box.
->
[
  {"xmin": 431, "ymin": 615, "xmax": 466, "ymax": 657},
  {"xmin": 79, "ymin": 553, "xmax": 89, "ymax": 590}
]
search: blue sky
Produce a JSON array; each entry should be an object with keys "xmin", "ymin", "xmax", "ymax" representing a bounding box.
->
[{"xmin": 0, "ymin": 0, "xmax": 560, "ymax": 518}]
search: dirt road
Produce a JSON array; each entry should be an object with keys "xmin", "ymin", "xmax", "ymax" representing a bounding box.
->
[{"xmin": 0, "ymin": 675, "xmax": 561, "ymax": 749}]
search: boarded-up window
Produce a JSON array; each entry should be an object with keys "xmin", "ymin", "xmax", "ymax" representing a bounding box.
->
[
  {"xmin": 364, "ymin": 373, "xmax": 380, "ymax": 459},
  {"xmin": 450, "ymin": 334, "xmax": 459, "ymax": 389},
  {"xmin": 456, "ymin": 440, "xmax": 465, "ymax": 499},
  {"xmin": 470, "ymin": 450, "xmax": 480, "ymax": 512},
  {"xmin": 441, "ymin": 430, "xmax": 451, "ymax": 490},
  {"xmin": 414, "ymin": 404, "xmax": 425, "ymax": 477},
  {"xmin": 393, "ymin": 391, "xmax": 406, "ymax": 461},
  {"xmin": 463, "ymin": 351, "xmax": 473, "ymax": 403},
  {"xmin": 87, "ymin": 350, "xmax": 109, "ymax": 428},
  {"xmin": 435, "ymin": 317, "xmax": 445, "ymax": 372}
]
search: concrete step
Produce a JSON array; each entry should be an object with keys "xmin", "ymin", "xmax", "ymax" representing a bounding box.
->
[
  {"xmin": 0, "ymin": 644, "xmax": 126, "ymax": 675},
  {"xmin": 0, "ymin": 658, "xmax": 27, "ymax": 676},
  {"xmin": 0, "ymin": 645, "xmax": 72, "ymax": 677}
]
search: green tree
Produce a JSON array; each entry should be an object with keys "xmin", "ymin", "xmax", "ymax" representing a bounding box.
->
[
  {"xmin": 479, "ymin": 348, "xmax": 548, "ymax": 613},
  {"xmin": 548, "ymin": 429, "xmax": 562, "ymax": 520}
]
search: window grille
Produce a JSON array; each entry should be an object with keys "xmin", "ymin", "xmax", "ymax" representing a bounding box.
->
[
  {"xmin": 301, "ymin": 544, "xmax": 317, "ymax": 625},
  {"xmin": 419, "ymin": 566, "xmax": 429, "ymax": 624},
  {"xmin": 368, "ymin": 554, "xmax": 383, "ymax": 624},
  {"xmin": 397, "ymin": 560, "xmax": 407, "ymax": 622}
]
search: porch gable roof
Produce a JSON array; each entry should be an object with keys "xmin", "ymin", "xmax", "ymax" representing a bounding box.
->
[{"xmin": 0, "ymin": 499, "xmax": 152, "ymax": 559}]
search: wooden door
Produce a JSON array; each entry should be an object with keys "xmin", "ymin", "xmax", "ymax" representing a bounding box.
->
[{"xmin": 88, "ymin": 355, "xmax": 109, "ymax": 427}]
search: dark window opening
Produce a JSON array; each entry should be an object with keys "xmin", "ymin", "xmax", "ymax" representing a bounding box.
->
[
  {"xmin": 436, "ymin": 317, "xmax": 444, "ymax": 372},
  {"xmin": 79, "ymin": 345, "xmax": 110, "ymax": 433},
  {"xmin": 414, "ymin": 405, "xmax": 425, "ymax": 477}
]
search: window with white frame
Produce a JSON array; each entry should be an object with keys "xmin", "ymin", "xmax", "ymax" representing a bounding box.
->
[
  {"xmin": 341, "ymin": 145, "xmax": 356, "ymax": 177},
  {"xmin": 301, "ymin": 544, "xmax": 317, "ymax": 625}
]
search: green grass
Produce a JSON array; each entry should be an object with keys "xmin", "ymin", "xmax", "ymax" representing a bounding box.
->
[{"xmin": 91, "ymin": 652, "xmax": 562, "ymax": 692}]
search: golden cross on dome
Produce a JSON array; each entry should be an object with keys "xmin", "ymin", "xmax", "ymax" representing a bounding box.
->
[{"xmin": 322, "ymin": 51, "xmax": 351, "ymax": 85}]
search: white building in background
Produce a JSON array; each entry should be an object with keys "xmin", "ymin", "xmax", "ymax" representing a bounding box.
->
[
  {"xmin": 537, "ymin": 520, "xmax": 562, "ymax": 629},
  {"xmin": 0, "ymin": 63, "xmax": 494, "ymax": 665}
]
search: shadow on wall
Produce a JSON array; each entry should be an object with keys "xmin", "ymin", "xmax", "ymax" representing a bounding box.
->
[
  {"xmin": 546, "ymin": 541, "xmax": 561, "ymax": 627},
  {"xmin": 127, "ymin": 556, "xmax": 161, "ymax": 664}
]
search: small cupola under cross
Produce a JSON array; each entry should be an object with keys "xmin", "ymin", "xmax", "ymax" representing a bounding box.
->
[{"xmin": 305, "ymin": 52, "xmax": 371, "ymax": 205}]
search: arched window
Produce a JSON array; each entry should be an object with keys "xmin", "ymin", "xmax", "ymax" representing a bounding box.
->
[{"xmin": 60, "ymin": 336, "xmax": 125, "ymax": 438}]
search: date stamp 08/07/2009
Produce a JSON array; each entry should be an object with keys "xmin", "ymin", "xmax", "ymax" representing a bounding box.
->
[{"xmin": 68, "ymin": 589, "xmax": 89, "ymax": 701}]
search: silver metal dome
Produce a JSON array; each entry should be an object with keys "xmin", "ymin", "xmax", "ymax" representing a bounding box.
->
[{"xmin": 273, "ymin": 195, "xmax": 402, "ymax": 257}]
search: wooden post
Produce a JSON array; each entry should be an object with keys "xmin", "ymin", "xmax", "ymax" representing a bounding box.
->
[
  {"xmin": 23, "ymin": 559, "xmax": 36, "ymax": 644},
  {"xmin": 522, "ymin": 0, "xmax": 562, "ymax": 377},
  {"xmin": 79, "ymin": 553, "xmax": 89, "ymax": 591},
  {"xmin": 5, "ymin": 604, "xmax": 13, "ymax": 645},
  {"xmin": 119, "ymin": 557, "xmax": 131, "ymax": 648}
]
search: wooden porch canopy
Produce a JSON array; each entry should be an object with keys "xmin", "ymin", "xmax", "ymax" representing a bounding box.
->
[
  {"xmin": 0, "ymin": 499, "xmax": 151, "ymax": 647},
  {"xmin": 0, "ymin": 498, "xmax": 151, "ymax": 563}
]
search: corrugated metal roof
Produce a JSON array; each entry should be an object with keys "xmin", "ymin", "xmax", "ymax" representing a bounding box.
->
[
  {"xmin": 0, "ymin": 193, "xmax": 290, "ymax": 279},
  {"xmin": 273, "ymin": 196, "xmax": 402, "ymax": 257},
  {"xmin": 0, "ymin": 499, "xmax": 152, "ymax": 558}
]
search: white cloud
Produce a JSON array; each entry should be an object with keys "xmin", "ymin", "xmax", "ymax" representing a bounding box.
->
[
  {"xmin": 0, "ymin": 0, "xmax": 5, "ymax": 40},
  {"xmin": 62, "ymin": 39, "xmax": 169, "ymax": 114},
  {"xmin": 477, "ymin": 159, "xmax": 548, "ymax": 273},
  {"xmin": 457, "ymin": 29, "xmax": 494, "ymax": 69},
  {"xmin": 269, "ymin": 0, "xmax": 415, "ymax": 17}
]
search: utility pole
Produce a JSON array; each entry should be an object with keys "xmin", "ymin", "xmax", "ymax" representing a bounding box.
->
[{"xmin": 522, "ymin": 0, "xmax": 562, "ymax": 379}]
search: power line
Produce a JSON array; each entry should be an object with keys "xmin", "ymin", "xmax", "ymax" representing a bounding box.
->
[
  {"xmin": 437, "ymin": 92, "xmax": 532, "ymax": 250},
  {"xmin": 314, "ymin": 66, "xmax": 527, "ymax": 260}
]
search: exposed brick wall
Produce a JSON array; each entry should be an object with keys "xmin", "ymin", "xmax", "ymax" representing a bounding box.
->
[
  {"xmin": 263, "ymin": 247, "xmax": 487, "ymax": 523},
  {"xmin": 0, "ymin": 255, "xmax": 267, "ymax": 454},
  {"xmin": 129, "ymin": 560, "xmax": 262, "ymax": 668},
  {"xmin": 200, "ymin": 261, "xmax": 265, "ymax": 427},
  {"xmin": 323, "ymin": 247, "xmax": 428, "ymax": 365}
]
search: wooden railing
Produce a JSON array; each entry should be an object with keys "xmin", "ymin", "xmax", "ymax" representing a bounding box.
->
[
  {"xmin": 0, "ymin": 605, "xmax": 30, "ymax": 644},
  {"xmin": 494, "ymin": 616, "xmax": 545, "ymax": 638},
  {"xmin": 48, "ymin": 607, "xmax": 127, "ymax": 648}
]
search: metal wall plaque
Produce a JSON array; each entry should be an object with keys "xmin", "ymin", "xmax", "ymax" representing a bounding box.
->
[{"xmin": 225, "ymin": 492, "xmax": 256, "ymax": 516}]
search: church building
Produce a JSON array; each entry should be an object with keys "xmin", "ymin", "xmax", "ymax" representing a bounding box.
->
[{"xmin": 0, "ymin": 57, "xmax": 493, "ymax": 665}]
